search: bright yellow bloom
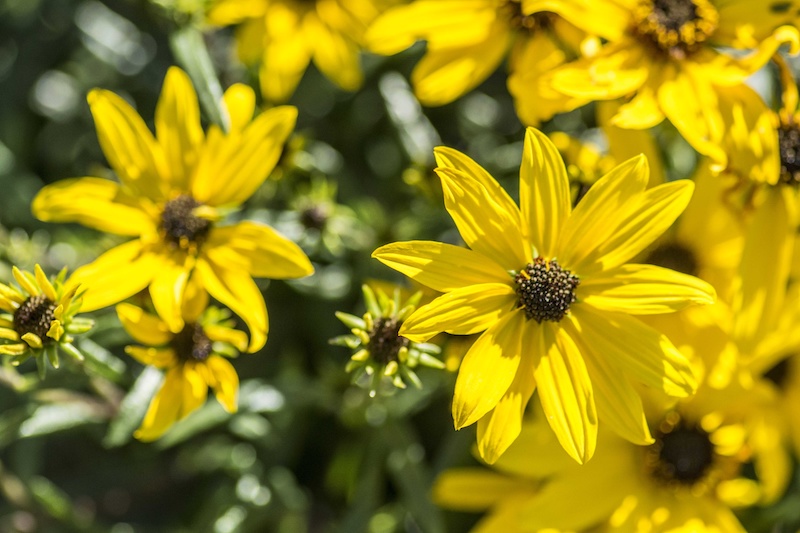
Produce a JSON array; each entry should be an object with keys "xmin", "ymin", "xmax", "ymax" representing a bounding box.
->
[
  {"xmin": 365, "ymin": 0, "xmax": 586, "ymax": 124},
  {"xmin": 32, "ymin": 67, "xmax": 314, "ymax": 353},
  {"xmin": 537, "ymin": 0, "xmax": 800, "ymax": 167},
  {"xmin": 207, "ymin": 0, "xmax": 387, "ymax": 102},
  {"xmin": 0, "ymin": 265, "xmax": 93, "ymax": 376},
  {"xmin": 117, "ymin": 291, "xmax": 248, "ymax": 441},
  {"xmin": 373, "ymin": 127, "xmax": 715, "ymax": 464}
]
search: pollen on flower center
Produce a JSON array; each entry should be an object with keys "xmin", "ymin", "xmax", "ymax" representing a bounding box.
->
[
  {"xmin": 514, "ymin": 257, "xmax": 580, "ymax": 323},
  {"xmin": 172, "ymin": 323, "xmax": 213, "ymax": 362},
  {"xmin": 499, "ymin": 0, "xmax": 551, "ymax": 32},
  {"xmin": 160, "ymin": 195, "xmax": 212, "ymax": 250},
  {"xmin": 778, "ymin": 122, "xmax": 800, "ymax": 185},
  {"xmin": 645, "ymin": 413, "xmax": 715, "ymax": 488},
  {"xmin": 644, "ymin": 242, "xmax": 699, "ymax": 276},
  {"xmin": 367, "ymin": 317, "xmax": 410, "ymax": 364},
  {"xmin": 14, "ymin": 294, "xmax": 57, "ymax": 343},
  {"xmin": 631, "ymin": 0, "xmax": 718, "ymax": 60}
]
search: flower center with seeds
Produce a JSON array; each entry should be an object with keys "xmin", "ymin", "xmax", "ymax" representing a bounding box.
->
[
  {"xmin": 300, "ymin": 205, "xmax": 329, "ymax": 231},
  {"xmin": 644, "ymin": 242, "xmax": 698, "ymax": 276},
  {"xmin": 160, "ymin": 195, "xmax": 212, "ymax": 251},
  {"xmin": 631, "ymin": 0, "xmax": 718, "ymax": 60},
  {"xmin": 515, "ymin": 257, "xmax": 580, "ymax": 323},
  {"xmin": 778, "ymin": 122, "xmax": 800, "ymax": 186},
  {"xmin": 14, "ymin": 295, "xmax": 57, "ymax": 343},
  {"xmin": 172, "ymin": 323, "xmax": 213, "ymax": 362},
  {"xmin": 499, "ymin": 0, "xmax": 551, "ymax": 32},
  {"xmin": 645, "ymin": 413, "xmax": 717, "ymax": 490},
  {"xmin": 367, "ymin": 317, "xmax": 409, "ymax": 364}
]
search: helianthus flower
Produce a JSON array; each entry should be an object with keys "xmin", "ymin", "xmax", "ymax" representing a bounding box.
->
[
  {"xmin": 0, "ymin": 265, "xmax": 93, "ymax": 377},
  {"xmin": 207, "ymin": 0, "xmax": 388, "ymax": 102},
  {"xmin": 365, "ymin": 0, "xmax": 586, "ymax": 124},
  {"xmin": 117, "ymin": 294, "xmax": 247, "ymax": 441},
  {"xmin": 332, "ymin": 284, "xmax": 444, "ymax": 397},
  {"xmin": 536, "ymin": 0, "xmax": 799, "ymax": 167},
  {"xmin": 373, "ymin": 127, "xmax": 715, "ymax": 464},
  {"xmin": 32, "ymin": 67, "xmax": 314, "ymax": 353}
]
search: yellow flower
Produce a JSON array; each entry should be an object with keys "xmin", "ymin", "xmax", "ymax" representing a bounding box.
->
[
  {"xmin": 0, "ymin": 265, "xmax": 93, "ymax": 377},
  {"xmin": 32, "ymin": 67, "xmax": 314, "ymax": 353},
  {"xmin": 365, "ymin": 0, "xmax": 586, "ymax": 124},
  {"xmin": 373, "ymin": 127, "xmax": 715, "ymax": 464},
  {"xmin": 538, "ymin": 0, "xmax": 800, "ymax": 167},
  {"xmin": 117, "ymin": 294, "xmax": 248, "ymax": 442},
  {"xmin": 207, "ymin": 0, "xmax": 387, "ymax": 102}
]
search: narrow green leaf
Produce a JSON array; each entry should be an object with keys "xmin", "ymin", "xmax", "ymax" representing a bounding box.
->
[{"xmin": 103, "ymin": 366, "xmax": 164, "ymax": 448}]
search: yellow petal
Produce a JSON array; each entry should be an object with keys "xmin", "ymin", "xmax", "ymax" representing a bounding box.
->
[
  {"xmin": 204, "ymin": 324, "xmax": 248, "ymax": 353},
  {"xmin": 437, "ymin": 166, "xmax": 528, "ymax": 269},
  {"xmin": 12, "ymin": 266, "xmax": 39, "ymax": 297},
  {"xmin": 432, "ymin": 468, "xmax": 532, "ymax": 512},
  {"xmin": 550, "ymin": 42, "xmax": 648, "ymax": 100},
  {"xmin": 578, "ymin": 263, "xmax": 715, "ymax": 314},
  {"xmin": 202, "ymin": 355, "xmax": 239, "ymax": 413},
  {"xmin": 21, "ymin": 332, "xmax": 43, "ymax": 349},
  {"xmin": 206, "ymin": 0, "xmax": 268, "ymax": 25},
  {"xmin": 156, "ymin": 67, "xmax": 204, "ymax": 190},
  {"xmin": 223, "ymin": 83, "xmax": 256, "ymax": 132},
  {"xmin": 372, "ymin": 241, "xmax": 510, "ymax": 292},
  {"xmin": 399, "ymin": 283, "xmax": 518, "ymax": 343},
  {"xmin": 563, "ymin": 316, "xmax": 653, "ymax": 445},
  {"xmin": 116, "ymin": 303, "xmax": 173, "ymax": 346},
  {"xmin": 204, "ymin": 222, "xmax": 313, "ymax": 280},
  {"xmin": 519, "ymin": 127, "xmax": 571, "ymax": 257},
  {"xmin": 0, "ymin": 328, "xmax": 20, "ymax": 341},
  {"xmin": 125, "ymin": 346, "xmax": 178, "ymax": 369},
  {"xmin": 180, "ymin": 362, "xmax": 209, "ymax": 418},
  {"xmin": 476, "ymin": 337, "xmax": 537, "ymax": 464},
  {"xmin": 534, "ymin": 323, "xmax": 597, "ymax": 464},
  {"xmin": 452, "ymin": 312, "xmax": 525, "ymax": 430},
  {"xmin": 523, "ymin": 0, "xmax": 631, "ymax": 41},
  {"xmin": 610, "ymin": 83, "xmax": 664, "ymax": 130},
  {"xmin": 715, "ymin": 0, "xmax": 800, "ymax": 46},
  {"xmin": 149, "ymin": 255, "xmax": 190, "ymax": 333},
  {"xmin": 69, "ymin": 241, "xmax": 160, "ymax": 312},
  {"xmin": 191, "ymin": 106, "xmax": 297, "ymax": 207},
  {"xmin": 196, "ymin": 258, "xmax": 267, "ymax": 353},
  {"xmin": 181, "ymin": 273, "xmax": 209, "ymax": 324},
  {"xmin": 557, "ymin": 155, "xmax": 648, "ymax": 271},
  {"xmin": 259, "ymin": 5, "xmax": 311, "ymax": 102},
  {"xmin": 87, "ymin": 89, "xmax": 166, "ymax": 201},
  {"xmin": 34, "ymin": 265, "xmax": 57, "ymax": 302},
  {"xmin": 571, "ymin": 305, "xmax": 697, "ymax": 397},
  {"xmin": 307, "ymin": 15, "xmax": 362, "ymax": 92},
  {"xmin": 32, "ymin": 178, "xmax": 156, "ymax": 235},
  {"xmin": 135, "ymin": 366, "xmax": 184, "ymax": 441},
  {"xmin": 46, "ymin": 320, "xmax": 64, "ymax": 341}
]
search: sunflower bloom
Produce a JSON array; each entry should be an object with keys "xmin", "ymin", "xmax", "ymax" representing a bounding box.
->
[
  {"xmin": 365, "ymin": 0, "xmax": 586, "ymax": 124},
  {"xmin": 117, "ymin": 297, "xmax": 247, "ymax": 442},
  {"xmin": 207, "ymin": 0, "xmax": 388, "ymax": 102},
  {"xmin": 32, "ymin": 67, "xmax": 314, "ymax": 352},
  {"xmin": 536, "ymin": 0, "xmax": 800, "ymax": 167},
  {"xmin": 0, "ymin": 265, "xmax": 93, "ymax": 376},
  {"xmin": 373, "ymin": 127, "xmax": 715, "ymax": 464}
]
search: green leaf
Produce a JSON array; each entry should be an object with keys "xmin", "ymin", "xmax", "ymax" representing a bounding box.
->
[
  {"xmin": 169, "ymin": 25, "xmax": 230, "ymax": 131},
  {"xmin": 76, "ymin": 338, "xmax": 126, "ymax": 382},
  {"xmin": 103, "ymin": 366, "xmax": 164, "ymax": 448},
  {"xmin": 18, "ymin": 403, "xmax": 106, "ymax": 438}
]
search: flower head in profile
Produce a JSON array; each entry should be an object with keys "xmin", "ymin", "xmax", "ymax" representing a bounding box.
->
[
  {"xmin": 0, "ymin": 265, "xmax": 93, "ymax": 377},
  {"xmin": 117, "ymin": 292, "xmax": 247, "ymax": 441},
  {"xmin": 539, "ymin": 0, "xmax": 799, "ymax": 167},
  {"xmin": 207, "ymin": 0, "xmax": 389, "ymax": 102},
  {"xmin": 332, "ymin": 284, "xmax": 444, "ymax": 397},
  {"xmin": 365, "ymin": 0, "xmax": 586, "ymax": 124},
  {"xmin": 373, "ymin": 127, "xmax": 715, "ymax": 464},
  {"xmin": 32, "ymin": 67, "xmax": 314, "ymax": 353}
]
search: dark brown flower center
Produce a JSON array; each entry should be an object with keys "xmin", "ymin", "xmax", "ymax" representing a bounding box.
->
[
  {"xmin": 172, "ymin": 323, "xmax": 213, "ymax": 362},
  {"xmin": 644, "ymin": 242, "xmax": 699, "ymax": 276},
  {"xmin": 367, "ymin": 317, "xmax": 409, "ymax": 365},
  {"xmin": 779, "ymin": 122, "xmax": 800, "ymax": 186},
  {"xmin": 160, "ymin": 195, "xmax": 212, "ymax": 251},
  {"xmin": 300, "ymin": 205, "xmax": 329, "ymax": 231},
  {"xmin": 515, "ymin": 258, "xmax": 580, "ymax": 323},
  {"xmin": 645, "ymin": 415, "xmax": 715, "ymax": 487},
  {"xmin": 14, "ymin": 295, "xmax": 57, "ymax": 343},
  {"xmin": 499, "ymin": 0, "xmax": 552, "ymax": 32},
  {"xmin": 632, "ymin": 0, "xmax": 718, "ymax": 60}
]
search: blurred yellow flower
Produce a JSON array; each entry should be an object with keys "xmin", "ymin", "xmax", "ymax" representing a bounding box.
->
[
  {"xmin": 373, "ymin": 127, "xmax": 715, "ymax": 465},
  {"xmin": 32, "ymin": 67, "xmax": 314, "ymax": 353},
  {"xmin": 0, "ymin": 265, "xmax": 93, "ymax": 376},
  {"xmin": 365, "ymin": 0, "xmax": 586, "ymax": 124},
  {"xmin": 117, "ymin": 293, "xmax": 248, "ymax": 441},
  {"xmin": 207, "ymin": 0, "xmax": 387, "ymax": 102},
  {"xmin": 538, "ymin": 0, "xmax": 799, "ymax": 167}
]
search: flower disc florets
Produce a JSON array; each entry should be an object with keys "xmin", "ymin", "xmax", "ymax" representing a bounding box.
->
[
  {"xmin": 515, "ymin": 258, "xmax": 580, "ymax": 323},
  {"xmin": 632, "ymin": 0, "xmax": 718, "ymax": 60},
  {"xmin": 778, "ymin": 122, "xmax": 800, "ymax": 186},
  {"xmin": 367, "ymin": 317, "xmax": 409, "ymax": 365},
  {"xmin": 172, "ymin": 323, "xmax": 214, "ymax": 362},
  {"xmin": 14, "ymin": 295, "xmax": 57, "ymax": 344},
  {"xmin": 160, "ymin": 195, "xmax": 212, "ymax": 250}
]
